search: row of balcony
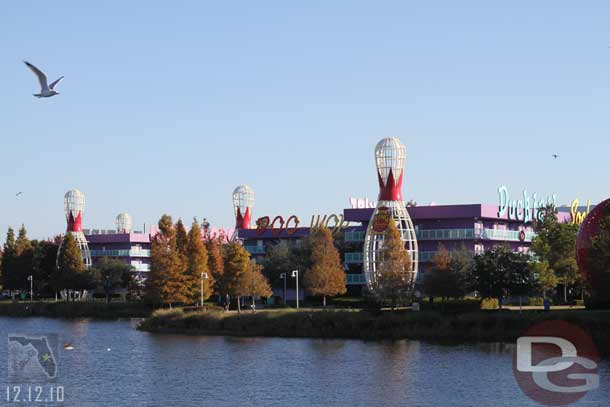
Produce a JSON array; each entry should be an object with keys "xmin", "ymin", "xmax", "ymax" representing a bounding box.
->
[
  {"xmin": 90, "ymin": 249, "xmax": 151, "ymax": 258},
  {"xmin": 345, "ymin": 228, "xmax": 536, "ymax": 243}
]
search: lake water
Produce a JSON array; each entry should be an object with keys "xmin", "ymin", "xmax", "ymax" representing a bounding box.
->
[{"xmin": 0, "ymin": 317, "xmax": 608, "ymax": 407}]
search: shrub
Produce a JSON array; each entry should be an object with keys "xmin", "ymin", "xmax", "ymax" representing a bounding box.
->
[
  {"xmin": 528, "ymin": 297, "xmax": 545, "ymax": 306},
  {"xmin": 480, "ymin": 298, "xmax": 499, "ymax": 310}
]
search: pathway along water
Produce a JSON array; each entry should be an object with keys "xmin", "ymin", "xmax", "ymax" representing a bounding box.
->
[{"xmin": 0, "ymin": 317, "xmax": 608, "ymax": 407}]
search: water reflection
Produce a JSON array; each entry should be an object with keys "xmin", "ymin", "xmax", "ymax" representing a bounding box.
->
[{"xmin": 0, "ymin": 318, "xmax": 607, "ymax": 407}]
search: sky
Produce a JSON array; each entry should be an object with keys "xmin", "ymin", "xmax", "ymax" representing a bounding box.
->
[{"xmin": 1, "ymin": 1, "xmax": 610, "ymax": 243}]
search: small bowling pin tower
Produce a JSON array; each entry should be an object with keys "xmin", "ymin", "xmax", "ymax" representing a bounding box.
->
[
  {"xmin": 57, "ymin": 189, "xmax": 92, "ymax": 269},
  {"xmin": 363, "ymin": 138, "xmax": 418, "ymax": 290},
  {"xmin": 116, "ymin": 213, "xmax": 133, "ymax": 233},
  {"xmin": 232, "ymin": 185, "xmax": 254, "ymax": 240}
]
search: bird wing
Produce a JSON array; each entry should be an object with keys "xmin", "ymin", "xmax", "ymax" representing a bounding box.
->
[
  {"xmin": 49, "ymin": 76, "xmax": 64, "ymax": 90},
  {"xmin": 24, "ymin": 61, "xmax": 48, "ymax": 91}
]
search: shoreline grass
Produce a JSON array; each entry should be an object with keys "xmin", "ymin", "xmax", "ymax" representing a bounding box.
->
[{"xmin": 137, "ymin": 307, "xmax": 610, "ymax": 356}]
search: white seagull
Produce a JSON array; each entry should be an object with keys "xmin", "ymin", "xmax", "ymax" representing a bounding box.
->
[{"xmin": 24, "ymin": 61, "xmax": 64, "ymax": 98}]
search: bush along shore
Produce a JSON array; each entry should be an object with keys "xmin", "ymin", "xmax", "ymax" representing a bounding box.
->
[
  {"xmin": 138, "ymin": 308, "xmax": 610, "ymax": 356},
  {"xmin": 0, "ymin": 301, "xmax": 153, "ymax": 319}
]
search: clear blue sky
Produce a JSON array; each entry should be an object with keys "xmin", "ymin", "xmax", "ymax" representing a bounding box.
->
[{"xmin": 2, "ymin": 1, "xmax": 609, "ymax": 242}]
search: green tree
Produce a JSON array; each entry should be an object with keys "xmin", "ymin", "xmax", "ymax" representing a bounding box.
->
[
  {"xmin": 10, "ymin": 225, "xmax": 35, "ymax": 293},
  {"xmin": 1, "ymin": 227, "xmax": 16, "ymax": 292},
  {"xmin": 472, "ymin": 246, "xmax": 535, "ymax": 309},
  {"xmin": 303, "ymin": 227, "xmax": 346, "ymax": 306},
  {"xmin": 54, "ymin": 232, "xmax": 94, "ymax": 299},
  {"xmin": 186, "ymin": 219, "xmax": 212, "ymax": 305},
  {"xmin": 586, "ymin": 205, "xmax": 610, "ymax": 304},
  {"xmin": 92, "ymin": 257, "xmax": 134, "ymax": 303},
  {"xmin": 531, "ymin": 205, "xmax": 580, "ymax": 303},
  {"xmin": 424, "ymin": 244, "xmax": 455, "ymax": 301},
  {"xmin": 263, "ymin": 241, "xmax": 292, "ymax": 286},
  {"xmin": 15, "ymin": 225, "xmax": 32, "ymax": 256},
  {"xmin": 450, "ymin": 245, "xmax": 475, "ymax": 296},
  {"xmin": 223, "ymin": 242, "xmax": 251, "ymax": 312},
  {"xmin": 531, "ymin": 261, "xmax": 558, "ymax": 299},
  {"xmin": 371, "ymin": 221, "xmax": 414, "ymax": 309},
  {"xmin": 235, "ymin": 260, "xmax": 272, "ymax": 311},
  {"xmin": 425, "ymin": 245, "xmax": 474, "ymax": 301},
  {"xmin": 145, "ymin": 214, "xmax": 190, "ymax": 307},
  {"xmin": 32, "ymin": 240, "xmax": 60, "ymax": 297}
]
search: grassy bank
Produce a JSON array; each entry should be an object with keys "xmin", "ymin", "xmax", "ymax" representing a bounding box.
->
[
  {"xmin": 0, "ymin": 301, "xmax": 153, "ymax": 319},
  {"xmin": 138, "ymin": 308, "xmax": 610, "ymax": 355}
]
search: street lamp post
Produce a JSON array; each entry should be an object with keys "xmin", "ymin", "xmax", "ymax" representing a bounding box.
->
[
  {"xmin": 200, "ymin": 272, "xmax": 209, "ymax": 307},
  {"xmin": 291, "ymin": 270, "xmax": 299, "ymax": 309},
  {"xmin": 27, "ymin": 275, "xmax": 33, "ymax": 301},
  {"xmin": 279, "ymin": 273, "xmax": 287, "ymax": 305}
]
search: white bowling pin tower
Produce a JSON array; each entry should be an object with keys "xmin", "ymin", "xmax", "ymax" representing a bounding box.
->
[
  {"xmin": 363, "ymin": 138, "xmax": 418, "ymax": 291},
  {"xmin": 232, "ymin": 185, "xmax": 255, "ymax": 241},
  {"xmin": 57, "ymin": 189, "xmax": 92, "ymax": 269},
  {"xmin": 116, "ymin": 213, "xmax": 133, "ymax": 233}
]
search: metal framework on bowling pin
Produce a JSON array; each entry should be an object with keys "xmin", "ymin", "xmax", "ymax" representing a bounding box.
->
[
  {"xmin": 232, "ymin": 185, "xmax": 255, "ymax": 241},
  {"xmin": 363, "ymin": 138, "xmax": 419, "ymax": 291},
  {"xmin": 57, "ymin": 189, "xmax": 92, "ymax": 269}
]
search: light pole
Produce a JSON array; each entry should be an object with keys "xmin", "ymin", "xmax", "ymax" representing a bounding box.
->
[
  {"xmin": 279, "ymin": 273, "xmax": 287, "ymax": 305},
  {"xmin": 27, "ymin": 275, "xmax": 33, "ymax": 301},
  {"xmin": 200, "ymin": 272, "xmax": 209, "ymax": 307},
  {"xmin": 291, "ymin": 270, "xmax": 299, "ymax": 309}
]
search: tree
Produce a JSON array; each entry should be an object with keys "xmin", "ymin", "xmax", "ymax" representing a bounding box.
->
[
  {"xmin": 263, "ymin": 241, "xmax": 292, "ymax": 286},
  {"xmin": 424, "ymin": 244, "xmax": 453, "ymax": 301},
  {"xmin": 450, "ymin": 245, "xmax": 475, "ymax": 297},
  {"xmin": 531, "ymin": 261, "xmax": 558, "ymax": 299},
  {"xmin": 586, "ymin": 205, "xmax": 610, "ymax": 304},
  {"xmin": 371, "ymin": 221, "xmax": 414, "ymax": 309},
  {"xmin": 1, "ymin": 227, "xmax": 16, "ymax": 292},
  {"xmin": 92, "ymin": 257, "xmax": 134, "ymax": 303},
  {"xmin": 54, "ymin": 232, "xmax": 94, "ymax": 298},
  {"xmin": 234, "ymin": 260, "xmax": 272, "ymax": 311},
  {"xmin": 222, "ymin": 242, "xmax": 251, "ymax": 312},
  {"xmin": 531, "ymin": 205, "xmax": 580, "ymax": 303},
  {"xmin": 425, "ymin": 244, "xmax": 474, "ymax": 301},
  {"xmin": 472, "ymin": 246, "xmax": 535, "ymax": 309},
  {"xmin": 206, "ymin": 237, "xmax": 225, "ymax": 299},
  {"xmin": 32, "ymin": 240, "xmax": 60, "ymax": 298},
  {"xmin": 15, "ymin": 225, "xmax": 32, "ymax": 256},
  {"xmin": 10, "ymin": 225, "xmax": 35, "ymax": 293},
  {"xmin": 145, "ymin": 214, "xmax": 190, "ymax": 307},
  {"xmin": 303, "ymin": 227, "xmax": 346, "ymax": 306},
  {"xmin": 186, "ymin": 219, "xmax": 212, "ymax": 305},
  {"xmin": 175, "ymin": 219, "xmax": 188, "ymax": 256}
]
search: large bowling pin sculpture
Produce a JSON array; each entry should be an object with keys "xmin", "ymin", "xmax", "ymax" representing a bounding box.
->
[
  {"xmin": 232, "ymin": 185, "xmax": 254, "ymax": 241},
  {"xmin": 57, "ymin": 189, "xmax": 92, "ymax": 269},
  {"xmin": 363, "ymin": 138, "xmax": 418, "ymax": 291}
]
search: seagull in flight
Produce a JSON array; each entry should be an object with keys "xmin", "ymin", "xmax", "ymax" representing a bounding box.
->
[
  {"xmin": 15, "ymin": 192, "xmax": 23, "ymax": 197},
  {"xmin": 552, "ymin": 154, "xmax": 559, "ymax": 159},
  {"xmin": 23, "ymin": 61, "xmax": 63, "ymax": 98}
]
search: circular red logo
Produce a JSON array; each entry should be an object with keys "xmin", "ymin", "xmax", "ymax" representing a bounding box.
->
[
  {"xmin": 513, "ymin": 320, "xmax": 600, "ymax": 406},
  {"xmin": 372, "ymin": 206, "xmax": 391, "ymax": 233}
]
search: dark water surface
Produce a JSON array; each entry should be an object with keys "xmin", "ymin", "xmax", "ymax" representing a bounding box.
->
[{"xmin": 0, "ymin": 317, "xmax": 608, "ymax": 407}]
